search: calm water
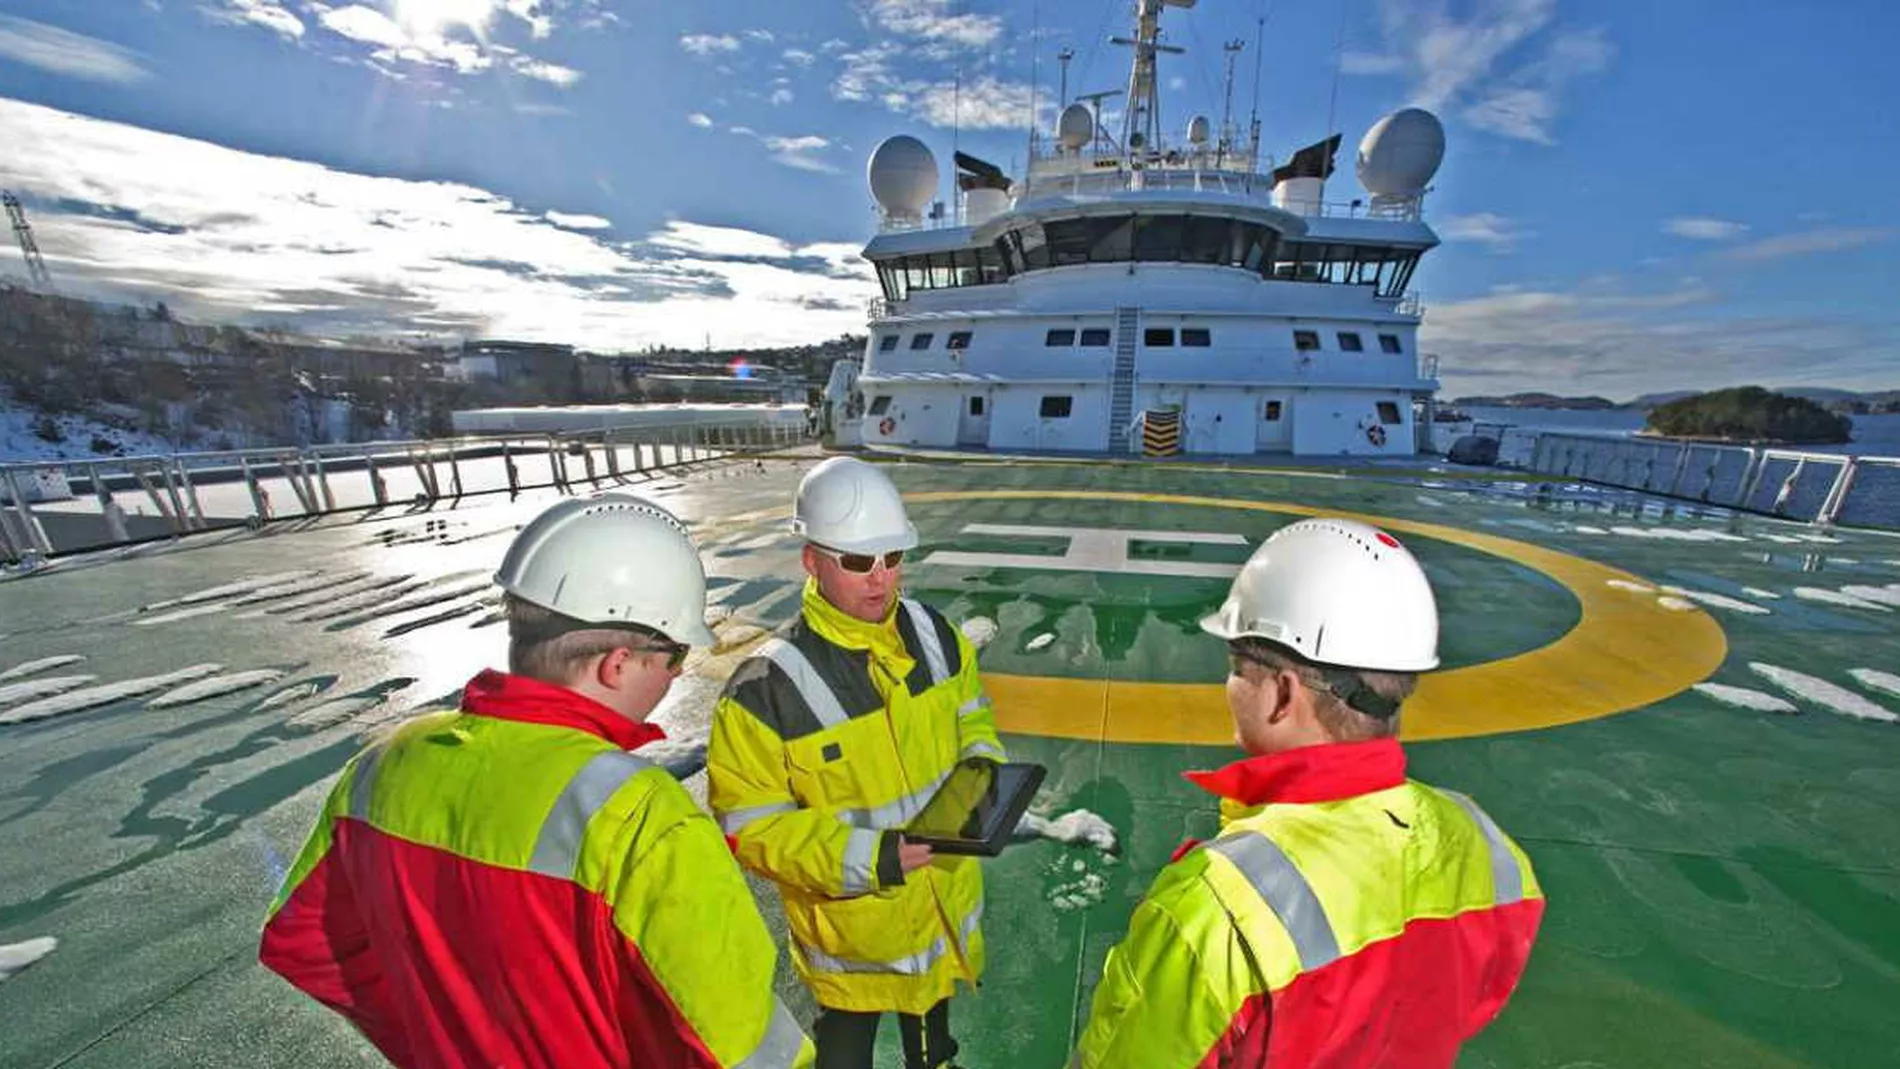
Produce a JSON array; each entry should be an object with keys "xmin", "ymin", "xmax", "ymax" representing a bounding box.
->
[{"xmin": 1458, "ymin": 406, "xmax": 1900, "ymax": 457}]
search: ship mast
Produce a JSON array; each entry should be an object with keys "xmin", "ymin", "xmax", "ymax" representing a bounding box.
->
[{"xmin": 1111, "ymin": 0, "xmax": 1195, "ymax": 164}]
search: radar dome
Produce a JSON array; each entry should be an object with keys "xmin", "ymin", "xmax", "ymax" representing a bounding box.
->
[
  {"xmin": 1356, "ymin": 108, "xmax": 1445, "ymax": 197},
  {"xmin": 1057, "ymin": 103, "xmax": 1094, "ymax": 150},
  {"xmin": 868, "ymin": 136, "xmax": 939, "ymax": 218},
  {"xmin": 1186, "ymin": 115, "xmax": 1211, "ymax": 146}
]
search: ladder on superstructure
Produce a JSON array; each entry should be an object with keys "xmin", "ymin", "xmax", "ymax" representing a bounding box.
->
[
  {"xmin": 1109, "ymin": 307, "xmax": 1140, "ymax": 454},
  {"xmin": 3, "ymin": 192, "xmax": 51, "ymax": 290}
]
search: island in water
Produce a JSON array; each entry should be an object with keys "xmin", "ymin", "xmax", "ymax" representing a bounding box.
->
[{"xmin": 1640, "ymin": 386, "xmax": 1853, "ymax": 445}]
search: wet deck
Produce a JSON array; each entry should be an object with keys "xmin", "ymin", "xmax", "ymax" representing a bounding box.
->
[{"xmin": 3, "ymin": 455, "xmax": 1898, "ymax": 1067}]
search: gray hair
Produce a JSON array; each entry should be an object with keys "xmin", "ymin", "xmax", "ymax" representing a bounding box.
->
[
  {"xmin": 504, "ymin": 594, "xmax": 657, "ymax": 685},
  {"xmin": 1230, "ymin": 637, "xmax": 1417, "ymax": 742}
]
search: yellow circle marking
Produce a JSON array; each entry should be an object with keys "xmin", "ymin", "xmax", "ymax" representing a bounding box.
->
[{"xmin": 901, "ymin": 490, "xmax": 1728, "ymax": 743}]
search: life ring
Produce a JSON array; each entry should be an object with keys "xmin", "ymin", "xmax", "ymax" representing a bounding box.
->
[
  {"xmin": 1366, "ymin": 424, "xmax": 1388, "ymax": 447},
  {"xmin": 878, "ymin": 417, "xmax": 897, "ymax": 436}
]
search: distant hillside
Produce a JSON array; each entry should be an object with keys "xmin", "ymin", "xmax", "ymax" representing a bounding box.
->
[
  {"xmin": 1644, "ymin": 386, "xmax": 1853, "ymax": 444},
  {"xmin": 1450, "ymin": 392, "xmax": 1618, "ymax": 410},
  {"xmin": 1625, "ymin": 387, "xmax": 1900, "ymax": 414},
  {"xmin": 1624, "ymin": 390, "xmax": 1703, "ymax": 409}
]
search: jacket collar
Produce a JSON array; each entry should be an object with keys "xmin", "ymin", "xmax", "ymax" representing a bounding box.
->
[
  {"xmin": 800, "ymin": 578, "xmax": 916, "ymax": 679},
  {"xmin": 1185, "ymin": 738, "xmax": 1407, "ymax": 807},
  {"xmin": 459, "ymin": 669, "xmax": 665, "ymax": 751}
]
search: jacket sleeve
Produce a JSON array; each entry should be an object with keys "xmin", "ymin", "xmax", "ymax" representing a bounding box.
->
[
  {"xmin": 608, "ymin": 805, "xmax": 815, "ymax": 1069},
  {"xmin": 258, "ymin": 754, "xmax": 412, "ymax": 1065},
  {"xmin": 1071, "ymin": 870, "xmax": 1256, "ymax": 1069},
  {"xmin": 949, "ymin": 627, "xmax": 1006, "ymax": 763},
  {"xmin": 707, "ymin": 691, "xmax": 898, "ymax": 898}
]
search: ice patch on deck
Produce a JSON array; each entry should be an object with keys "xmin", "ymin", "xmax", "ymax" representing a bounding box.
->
[
  {"xmin": 1016, "ymin": 809, "xmax": 1118, "ymax": 852},
  {"xmin": 1048, "ymin": 869, "xmax": 1108, "ymax": 912},
  {"xmin": 131, "ymin": 602, "xmax": 234, "ymax": 626},
  {"xmin": 1572, "ymin": 525, "xmax": 1608, "ymax": 534},
  {"xmin": 1749, "ymin": 663, "xmax": 1900, "ymax": 723},
  {"xmin": 1849, "ymin": 669, "xmax": 1900, "ymax": 699},
  {"xmin": 1693, "ymin": 683, "xmax": 1798, "ymax": 714},
  {"xmin": 0, "ymin": 937, "xmax": 57, "ymax": 982},
  {"xmin": 1841, "ymin": 585, "xmax": 1900, "ymax": 607},
  {"xmin": 0, "ymin": 675, "xmax": 98, "ymax": 707},
  {"xmin": 1741, "ymin": 587, "xmax": 1781, "ymax": 600},
  {"xmin": 147, "ymin": 669, "xmax": 287, "ymax": 708},
  {"xmin": 140, "ymin": 571, "xmax": 318, "ymax": 614},
  {"xmin": 1793, "ymin": 587, "xmax": 1892, "ymax": 612},
  {"xmin": 1659, "ymin": 586, "xmax": 1772, "ymax": 615},
  {"xmin": 0, "ymin": 664, "xmax": 222, "ymax": 724},
  {"xmin": 958, "ymin": 616, "xmax": 998, "ymax": 650},
  {"xmin": 1606, "ymin": 579, "xmax": 1655, "ymax": 594},
  {"xmin": 1609, "ymin": 526, "xmax": 1748, "ymax": 543},
  {"xmin": 1656, "ymin": 596, "xmax": 1696, "ymax": 611},
  {"xmin": 0, "ymin": 654, "xmax": 85, "ymax": 681},
  {"xmin": 1025, "ymin": 633, "xmax": 1056, "ymax": 652},
  {"xmin": 256, "ymin": 679, "xmax": 331, "ymax": 711}
]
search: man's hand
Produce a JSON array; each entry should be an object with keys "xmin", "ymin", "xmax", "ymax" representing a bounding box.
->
[{"xmin": 898, "ymin": 837, "xmax": 935, "ymax": 873}]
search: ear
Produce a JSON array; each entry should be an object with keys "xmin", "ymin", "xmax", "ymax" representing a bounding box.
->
[
  {"xmin": 594, "ymin": 646, "xmax": 633, "ymax": 690},
  {"xmin": 1263, "ymin": 668, "xmax": 1300, "ymax": 724},
  {"xmin": 801, "ymin": 544, "xmax": 822, "ymax": 580}
]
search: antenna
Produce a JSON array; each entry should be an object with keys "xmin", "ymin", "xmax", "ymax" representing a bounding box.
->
[
  {"xmin": 1218, "ymin": 39, "xmax": 1244, "ymax": 169},
  {"xmin": 1109, "ymin": 0, "xmax": 1194, "ymax": 166},
  {"xmin": 3, "ymin": 192, "xmax": 51, "ymax": 291},
  {"xmin": 1057, "ymin": 46, "xmax": 1075, "ymax": 107},
  {"xmin": 1320, "ymin": 0, "xmax": 1347, "ymax": 202},
  {"xmin": 1075, "ymin": 88, "xmax": 1125, "ymax": 157},
  {"xmin": 1026, "ymin": 0, "xmax": 1040, "ymax": 186},
  {"xmin": 1246, "ymin": 4, "xmax": 1268, "ymax": 186},
  {"xmin": 953, "ymin": 66, "xmax": 962, "ymax": 225}
]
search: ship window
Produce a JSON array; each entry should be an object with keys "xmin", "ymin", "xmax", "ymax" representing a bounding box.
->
[
  {"xmin": 1337, "ymin": 332, "xmax": 1364, "ymax": 352},
  {"xmin": 1377, "ymin": 402, "xmax": 1402, "ymax": 423},
  {"xmin": 1079, "ymin": 328, "xmax": 1112, "ymax": 347},
  {"xmin": 1144, "ymin": 328, "xmax": 1174, "ymax": 347},
  {"xmin": 1018, "ymin": 222, "xmax": 1051, "ymax": 270},
  {"xmin": 995, "ymin": 236, "xmax": 1022, "ymax": 277},
  {"xmin": 1045, "ymin": 328, "xmax": 1076, "ymax": 347},
  {"xmin": 1180, "ymin": 216, "xmax": 1232, "ymax": 265},
  {"xmin": 1379, "ymin": 334, "xmax": 1403, "ymax": 354},
  {"xmin": 976, "ymin": 244, "xmax": 1007, "ymax": 284},
  {"xmin": 1134, "ymin": 215, "xmax": 1186, "ymax": 261},
  {"xmin": 1047, "ymin": 217, "xmax": 1095, "ymax": 266},
  {"xmin": 878, "ymin": 264, "xmax": 906, "ymax": 302},
  {"xmin": 1293, "ymin": 330, "xmax": 1320, "ymax": 351},
  {"xmin": 1264, "ymin": 400, "xmax": 1283, "ymax": 421},
  {"xmin": 947, "ymin": 331, "xmax": 973, "ymax": 350},
  {"xmin": 1039, "ymin": 395, "xmax": 1073, "ymax": 418},
  {"xmin": 968, "ymin": 396, "xmax": 985, "ymax": 416},
  {"xmin": 878, "ymin": 335, "xmax": 899, "ymax": 352},
  {"xmin": 1181, "ymin": 328, "xmax": 1212, "ymax": 347},
  {"xmin": 910, "ymin": 333, "xmax": 935, "ymax": 350},
  {"xmin": 868, "ymin": 395, "xmax": 892, "ymax": 415},
  {"xmin": 1088, "ymin": 216, "xmax": 1135, "ymax": 262}
]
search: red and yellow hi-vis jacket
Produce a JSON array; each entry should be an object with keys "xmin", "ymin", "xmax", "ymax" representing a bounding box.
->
[
  {"xmin": 259, "ymin": 670, "xmax": 812, "ymax": 1069},
  {"xmin": 1072, "ymin": 738, "xmax": 1543, "ymax": 1069}
]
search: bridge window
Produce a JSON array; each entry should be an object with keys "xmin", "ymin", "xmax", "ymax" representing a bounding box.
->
[
  {"xmin": 968, "ymin": 396, "xmax": 985, "ymax": 416},
  {"xmin": 878, "ymin": 335, "xmax": 899, "ymax": 352},
  {"xmin": 1045, "ymin": 328, "xmax": 1076, "ymax": 347},
  {"xmin": 947, "ymin": 331, "xmax": 973, "ymax": 350},
  {"xmin": 1379, "ymin": 333, "xmax": 1403, "ymax": 354},
  {"xmin": 1337, "ymin": 332, "xmax": 1364, "ymax": 352},
  {"xmin": 1181, "ymin": 328, "xmax": 1212, "ymax": 347},
  {"xmin": 1264, "ymin": 400, "xmax": 1283, "ymax": 421},
  {"xmin": 1293, "ymin": 330, "xmax": 1320, "ymax": 351},
  {"xmin": 1079, "ymin": 328, "xmax": 1112, "ymax": 347},
  {"xmin": 1144, "ymin": 327, "xmax": 1175, "ymax": 347},
  {"xmin": 1040, "ymin": 395, "xmax": 1073, "ymax": 418},
  {"xmin": 910, "ymin": 333, "xmax": 935, "ymax": 350},
  {"xmin": 1377, "ymin": 402, "xmax": 1402, "ymax": 423}
]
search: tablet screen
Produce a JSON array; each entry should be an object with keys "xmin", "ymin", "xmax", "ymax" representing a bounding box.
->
[{"xmin": 907, "ymin": 760, "xmax": 1037, "ymax": 844}]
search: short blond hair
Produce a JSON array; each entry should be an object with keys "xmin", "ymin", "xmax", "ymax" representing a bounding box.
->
[
  {"xmin": 1231, "ymin": 637, "xmax": 1416, "ymax": 742},
  {"xmin": 504, "ymin": 594, "xmax": 656, "ymax": 685}
]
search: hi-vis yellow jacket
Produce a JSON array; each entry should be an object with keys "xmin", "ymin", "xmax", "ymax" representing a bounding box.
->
[
  {"xmin": 1072, "ymin": 739, "xmax": 1543, "ymax": 1069},
  {"xmin": 708, "ymin": 581, "xmax": 1004, "ymax": 1014}
]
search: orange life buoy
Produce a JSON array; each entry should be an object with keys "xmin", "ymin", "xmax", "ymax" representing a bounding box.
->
[
  {"xmin": 1367, "ymin": 424, "xmax": 1388, "ymax": 447},
  {"xmin": 878, "ymin": 417, "xmax": 897, "ymax": 436}
]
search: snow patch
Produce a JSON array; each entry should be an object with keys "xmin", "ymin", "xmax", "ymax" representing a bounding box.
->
[
  {"xmin": 1016, "ymin": 809, "xmax": 1118, "ymax": 852},
  {"xmin": 141, "ymin": 572, "xmax": 318, "ymax": 614},
  {"xmin": 1692, "ymin": 683, "xmax": 1798, "ymax": 714},
  {"xmin": 1762, "ymin": 534, "xmax": 1803, "ymax": 544},
  {"xmin": 1656, "ymin": 596, "xmax": 1697, "ymax": 612},
  {"xmin": 0, "ymin": 654, "xmax": 85, "ymax": 681},
  {"xmin": 1572, "ymin": 525, "xmax": 1608, "ymax": 534},
  {"xmin": 958, "ymin": 616, "xmax": 998, "ymax": 650},
  {"xmin": 286, "ymin": 697, "xmax": 381, "ymax": 731},
  {"xmin": 0, "ymin": 937, "xmax": 58, "ymax": 982},
  {"xmin": 1048, "ymin": 870, "xmax": 1108, "ymax": 912},
  {"xmin": 147, "ymin": 669, "xmax": 286, "ymax": 708},
  {"xmin": 130, "ymin": 602, "xmax": 234, "ymax": 627},
  {"xmin": 1841, "ymin": 585, "xmax": 1900, "ymax": 608},
  {"xmin": 1794, "ymin": 534, "xmax": 1842, "ymax": 544},
  {"xmin": 1793, "ymin": 587, "xmax": 1892, "ymax": 612},
  {"xmin": 1741, "ymin": 587, "xmax": 1782, "ymax": 600},
  {"xmin": 0, "ymin": 675, "xmax": 98, "ymax": 707},
  {"xmin": 1606, "ymin": 579, "xmax": 1655, "ymax": 594},
  {"xmin": 1658, "ymin": 586, "xmax": 1773, "ymax": 615},
  {"xmin": 1750, "ymin": 663, "xmax": 1900, "ymax": 723},
  {"xmin": 1025, "ymin": 633, "xmax": 1056, "ymax": 652},
  {"xmin": 1849, "ymin": 669, "xmax": 1900, "ymax": 700},
  {"xmin": 0, "ymin": 665, "xmax": 222, "ymax": 724},
  {"xmin": 256, "ymin": 680, "xmax": 327, "ymax": 711},
  {"xmin": 1609, "ymin": 526, "xmax": 1748, "ymax": 543}
]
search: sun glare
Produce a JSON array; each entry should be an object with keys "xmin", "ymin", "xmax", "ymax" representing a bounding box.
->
[{"xmin": 390, "ymin": 0, "xmax": 496, "ymax": 38}]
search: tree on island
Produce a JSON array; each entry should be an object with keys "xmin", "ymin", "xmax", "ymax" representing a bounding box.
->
[{"xmin": 1646, "ymin": 386, "xmax": 1852, "ymax": 444}]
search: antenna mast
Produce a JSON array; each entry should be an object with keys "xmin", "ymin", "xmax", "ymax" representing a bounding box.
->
[
  {"xmin": 1057, "ymin": 46, "xmax": 1074, "ymax": 107},
  {"xmin": 1110, "ymin": 0, "xmax": 1194, "ymax": 164},
  {"xmin": 1218, "ymin": 39, "xmax": 1244, "ymax": 169},
  {"xmin": 3, "ymin": 192, "xmax": 51, "ymax": 291},
  {"xmin": 1246, "ymin": 8, "xmax": 1267, "ymax": 184}
]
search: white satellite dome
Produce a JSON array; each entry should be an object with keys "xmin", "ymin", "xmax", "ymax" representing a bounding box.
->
[
  {"xmin": 1057, "ymin": 103, "xmax": 1094, "ymax": 151},
  {"xmin": 1356, "ymin": 108, "xmax": 1446, "ymax": 198},
  {"xmin": 1186, "ymin": 114, "xmax": 1211, "ymax": 146},
  {"xmin": 868, "ymin": 135, "xmax": 939, "ymax": 218}
]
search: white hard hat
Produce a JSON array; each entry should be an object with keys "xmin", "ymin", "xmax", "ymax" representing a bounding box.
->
[
  {"xmin": 1201, "ymin": 518, "xmax": 1439, "ymax": 672},
  {"xmin": 495, "ymin": 494, "xmax": 717, "ymax": 646},
  {"xmin": 790, "ymin": 457, "xmax": 919, "ymax": 555}
]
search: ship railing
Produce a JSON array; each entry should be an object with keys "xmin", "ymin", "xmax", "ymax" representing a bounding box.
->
[
  {"xmin": 866, "ymin": 296, "xmax": 896, "ymax": 322},
  {"xmin": 1473, "ymin": 430, "xmax": 1900, "ymax": 531},
  {"xmin": 0, "ymin": 415, "xmax": 809, "ymax": 564}
]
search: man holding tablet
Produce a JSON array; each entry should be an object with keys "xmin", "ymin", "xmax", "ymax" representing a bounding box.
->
[{"xmin": 709, "ymin": 457, "xmax": 1005, "ymax": 1069}]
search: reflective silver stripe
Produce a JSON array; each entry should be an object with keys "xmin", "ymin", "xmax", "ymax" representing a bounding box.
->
[
  {"xmin": 957, "ymin": 694, "xmax": 992, "ymax": 718},
  {"xmin": 836, "ymin": 764, "xmax": 954, "ymax": 830},
  {"xmin": 800, "ymin": 899, "xmax": 983, "ymax": 976},
  {"xmin": 1206, "ymin": 832, "xmax": 1340, "ymax": 971},
  {"xmin": 528, "ymin": 751, "xmax": 654, "ymax": 880},
  {"xmin": 760, "ymin": 638, "xmax": 852, "ymax": 729},
  {"xmin": 959, "ymin": 740, "xmax": 1005, "ymax": 761},
  {"xmin": 1442, "ymin": 790, "xmax": 1525, "ymax": 905},
  {"xmin": 901, "ymin": 599, "xmax": 950, "ymax": 686},
  {"xmin": 841, "ymin": 826, "xmax": 879, "ymax": 894},
  {"xmin": 719, "ymin": 800, "xmax": 799, "ymax": 835},
  {"xmin": 347, "ymin": 745, "xmax": 385, "ymax": 823},
  {"xmin": 734, "ymin": 998, "xmax": 806, "ymax": 1069}
]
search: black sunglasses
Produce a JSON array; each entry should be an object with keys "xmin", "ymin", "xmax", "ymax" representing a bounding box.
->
[
  {"xmin": 631, "ymin": 638, "xmax": 690, "ymax": 671},
  {"xmin": 815, "ymin": 546, "xmax": 906, "ymax": 574}
]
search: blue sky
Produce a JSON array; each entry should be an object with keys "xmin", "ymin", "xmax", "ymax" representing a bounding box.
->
[{"xmin": 0, "ymin": 0, "xmax": 1893, "ymax": 398}]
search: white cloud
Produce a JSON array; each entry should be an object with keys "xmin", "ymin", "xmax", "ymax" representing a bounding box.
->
[
  {"xmin": 744, "ymin": 29, "xmax": 775, "ymax": 44},
  {"xmin": 725, "ymin": 127, "xmax": 841, "ymax": 173},
  {"xmin": 0, "ymin": 15, "xmax": 148, "ymax": 83},
  {"xmin": 0, "ymin": 98, "xmax": 874, "ymax": 350},
  {"xmin": 298, "ymin": 1, "xmax": 583, "ymax": 85},
  {"xmin": 545, "ymin": 210, "xmax": 611, "ymax": 230},
  {"xmin": 833, "ymin": 47, "xmax": 1039, "ymax": 131},
  {"xmin": 783, "ymin": 48, "xmax": 816, "ymax": 67},
  {"xmin": 1340, "ymin": 51, "xmax": 1404, "ymax": 75},
  {"xmin": 1665, "ymin": 217, "xmax": 1749, "ymax": 241},
  {"xmin": 686, "ymin": 112, "xmax": 714, "ymax": 128},
  {"xmin": 200, "ymin": 0, "xmax": 306, "ymax": 40},
  {"xmin": 868, "ymin": 0, "xmax": 1003, "ymax": 48},
  {"xmin": 770, "ymin": 87, "xmax": 795, "ymax": 106},
  {"xmin": 1437, "ymin": 212, "xmax": 1530, "ymax": 251},
  {"xmin": 318, "ymin": 4, "xmax": 488, "ymax": 73},
  {"xmin": 680, "ymin": 33, "xmax": 741, "ymax": 56},
  {"xmin": 1718, "ymin": 227, "xmax": 1897, "ymax": 263},
  {"xmin": 511, "ymin": 57, "xmax": 581, "ymax": 86}
]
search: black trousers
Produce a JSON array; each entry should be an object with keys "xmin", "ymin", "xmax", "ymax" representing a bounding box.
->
[{"xmin": 813, "ymin": 999, "xmax": 958, "ymax": 1069}]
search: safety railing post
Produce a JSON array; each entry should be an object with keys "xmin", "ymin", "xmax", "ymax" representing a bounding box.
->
[
  {"xmin": 365, "ymin": 452, "xmax": 388, "ymax": 507},
  {"xmin": 447, "ymin": 446, "xmax": 465, "ymax": 499},
  {"xmin": 502, "ymin": 441, "xmax": 520, "ymax": 497},
  {"xmin": 175, "ymin": 457, "xmax": 208, "ymax": 529},
  {"xmin": 312, "ymin": 453, "xmax": 338, "ymax": 512}
]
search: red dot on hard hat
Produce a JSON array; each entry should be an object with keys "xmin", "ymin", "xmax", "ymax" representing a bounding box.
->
[{"xmin": 1376, "ymin": 532, "xmax": 1400, "ymax": 548}]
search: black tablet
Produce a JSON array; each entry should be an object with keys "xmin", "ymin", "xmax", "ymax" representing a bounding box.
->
[{"xmin": 904, "ymin": 759, "xmax": 1047, "ymax": 856}]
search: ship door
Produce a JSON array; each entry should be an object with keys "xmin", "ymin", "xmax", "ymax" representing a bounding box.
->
[
  {"xmin": 957, "ymin": 391, "xmax": 992, "ymax": 447},
  {"xmin": 1256, "ymin": 395, "xmax": 1293, "ymax": 451}
]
